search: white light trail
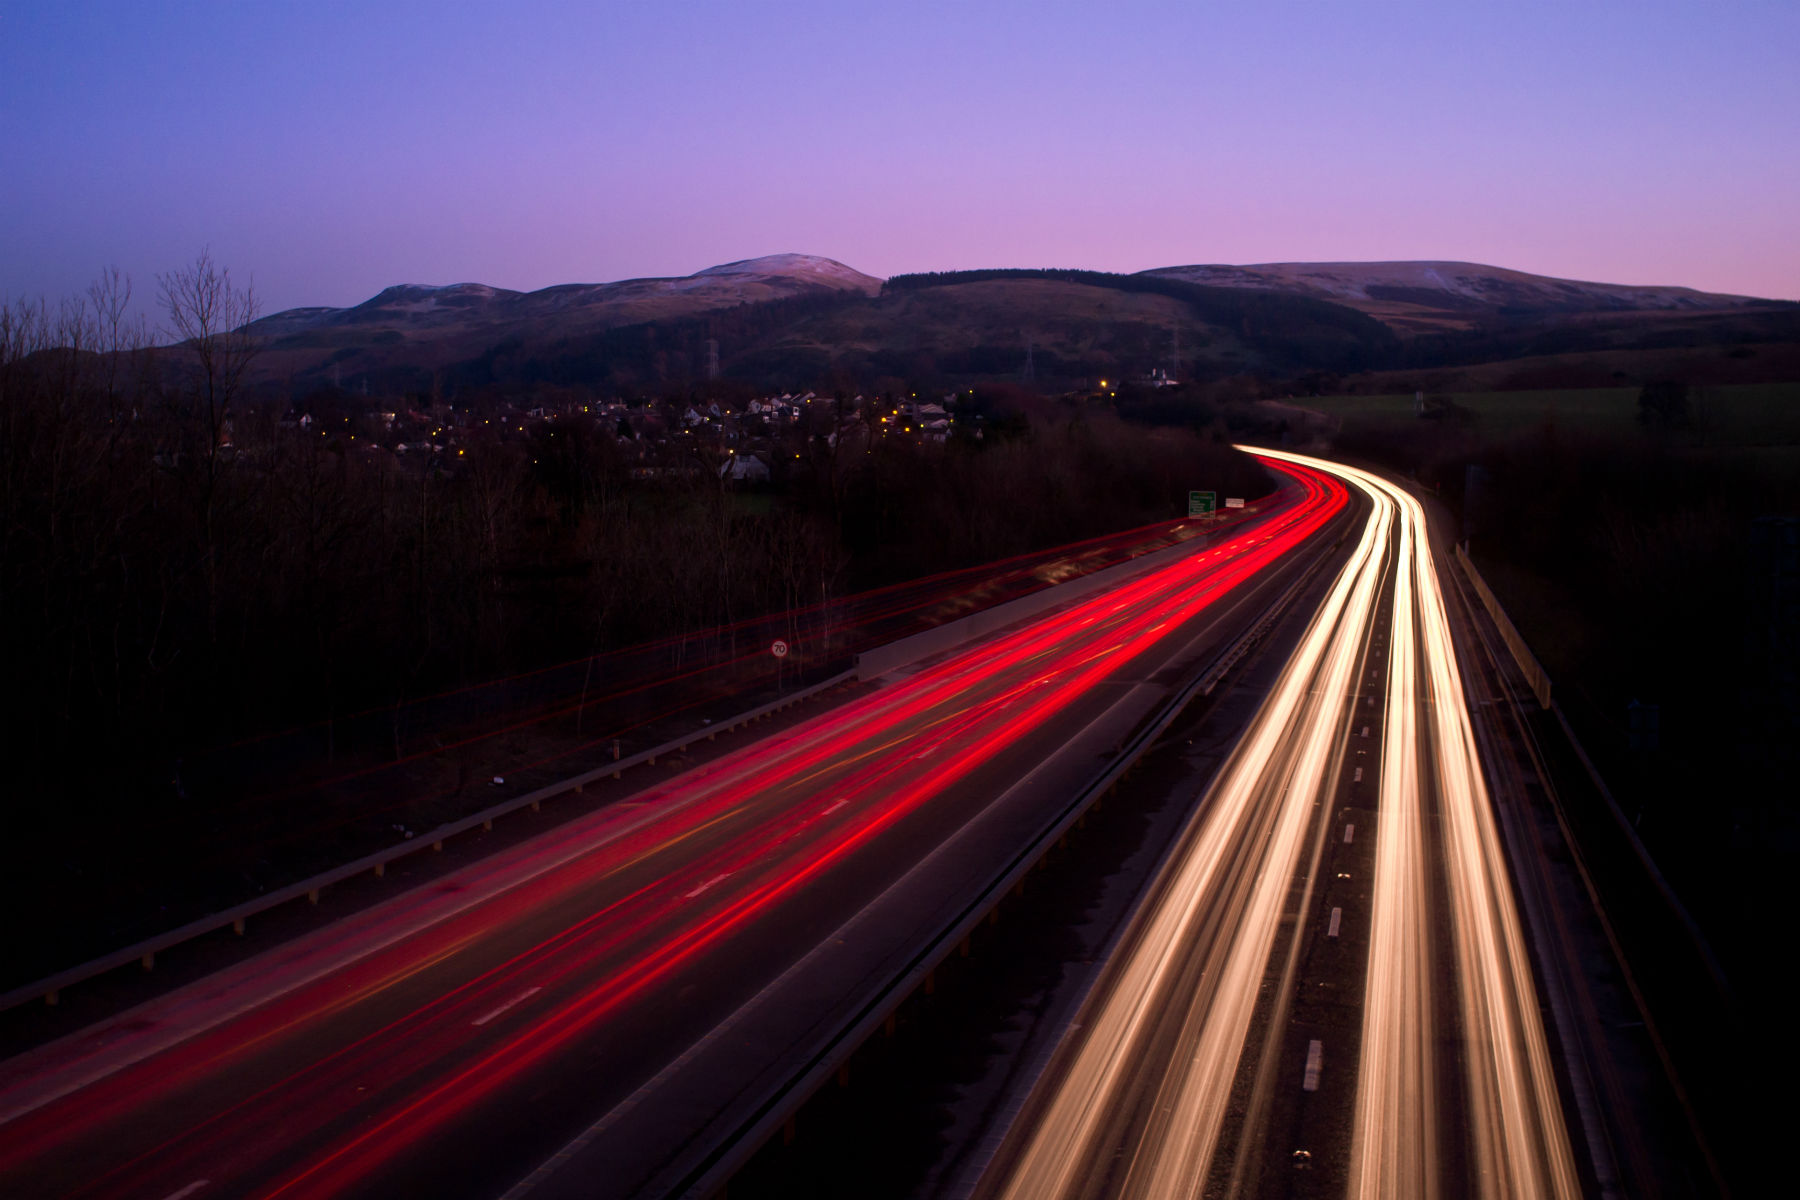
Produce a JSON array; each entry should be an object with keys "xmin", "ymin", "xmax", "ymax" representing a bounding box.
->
[
  {"xmin": 995, "ymin": 467, "xmax": 1393, "ymax": 1200},
  {"xmin": 989, "ymin": 448, "xmax": 1580, "ymax": 1200},
  {"xmin": 1258, "ymin": 449, "xmax": 1580, "ymax": 1200}
]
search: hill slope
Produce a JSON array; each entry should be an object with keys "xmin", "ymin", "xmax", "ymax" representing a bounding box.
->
[
  {"xmin": 239, "ymin": 255, "xmax": 1793, "ymax": 395},
  {"xmin": 1141, "ymin": 260, "xmax": 1767, "ymax": 333}
]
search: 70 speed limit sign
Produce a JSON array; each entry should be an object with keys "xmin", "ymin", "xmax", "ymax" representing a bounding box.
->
[{"xmin": 771, "ymin": 640, "xmax": 789, "ymax": 658}]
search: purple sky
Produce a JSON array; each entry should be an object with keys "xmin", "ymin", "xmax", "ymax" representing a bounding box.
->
[{"xmin": 4, "ymin": 1, "xmax": 1796, "ymax": 319}]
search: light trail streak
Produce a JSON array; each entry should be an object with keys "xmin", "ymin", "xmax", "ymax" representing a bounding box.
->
[
  {"xmin": 993, "ymin": 457, "xmax": 1391, "ymax": 1200},
  {"xmin": 1260, "ymin": 449, "xmax": 1581, "ymax": 1200},
  {"xmin": 989, "ymin": 449, "xmax": 1581, "ymax": 1200},
  {"xmin": 1346, "ymin": 455, "xmax": 1436, "ymax": 1200},
  {"xmin": 0, "ymin": 461, "xmax": 1348, "ymax": 1200}
]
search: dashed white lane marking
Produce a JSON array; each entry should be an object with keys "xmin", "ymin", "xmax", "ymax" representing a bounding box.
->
[
  {"xmin": 1366, "ymin": 694, "xmax": 1374, "ymax": 706},
  {"xmin": 1353, "ymin": 766, "xmax": 1363, "ymax": 782},
  {"xmin": 1303, "ymin": 1040, "xmax": 1324, "ymax": 1091},
  {"xmin": 1327, "ymin": 907, "xmax": 1342, "ymax": 938},
  {"xmin": 161, "ymin": 1183, "xmax": 210, "ymax": 1200},
  {"xmin": 1360, "ymin": 726, "xmax": 1370, "ymax": 738},
  {"xmin": 472, "ymin": 986, "xmax": 542, "ymax": 1028},
  {"xmin": 684, "ymin": 873, "xmax": 730, "ymax": 900},
  {"xmin": 1343, "ymin": 823, "xmax": 1355, "ymax": 844},
  {"xmin": 823, "ymin": 798, "xmax": 849, "ymax": 815}
]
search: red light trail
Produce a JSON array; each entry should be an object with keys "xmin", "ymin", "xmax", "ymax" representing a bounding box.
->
[{"xmin": 0, "ymin": 458, "xmax": 1345, "ymax": 1200}]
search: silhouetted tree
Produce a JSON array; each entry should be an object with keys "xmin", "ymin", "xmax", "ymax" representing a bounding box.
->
[{"xmin": 1637, "ymin": 379, "xmax": 1690, "ymax": 430}]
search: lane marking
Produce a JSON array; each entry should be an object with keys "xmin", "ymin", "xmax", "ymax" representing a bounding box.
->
[
  {"xmin": 1303, "ymin": 1040, "xmax": 1323, "ymax": 1091},
  {"xmin": 1343, "ymin": 824, "xmax": 1355, "ymax": 844},
  {"xmin": 1327, "ymin": 907, "xmax": 1342, "ymax": 938},
  {"xmin": 161, "ymin": 1183, "xmax": 210, "ymax": 1200},
  {"xmin": 822, "ymin": 798, "xmax": 849, "ymax": 815},
  {"xmin": 1352, "ymin": 767, "xmax": 1363, "ymax": 783},
  {"xmin": 1360, "ymin": 726, "xmax": 1369, "ymax": 738},
  {"xmin": 471, "ymin": 986, "xmax": 541, "ymax": 1028},
  {"xmin": 684, "ymin": 873, "xmax": 730, "ymax": 900}
]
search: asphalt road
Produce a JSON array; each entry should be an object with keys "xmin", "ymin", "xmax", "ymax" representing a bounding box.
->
[
  {"xmin": 0, "ymin": 458, "xmax": 1350, "ymax": 1200},
  {"xmin": 976, "ymin": 450, "xmax": 1583, "ymax": 1200}
]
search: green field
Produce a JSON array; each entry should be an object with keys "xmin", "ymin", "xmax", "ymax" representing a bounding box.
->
[{"xmin": 1308, "ymin": 382, "xmax": 1800, "ymax": 446}]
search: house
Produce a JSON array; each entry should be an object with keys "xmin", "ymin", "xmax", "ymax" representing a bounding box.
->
[{"xmin": 719, "ymin": 452, "xmax": 770, "ymax": 483}]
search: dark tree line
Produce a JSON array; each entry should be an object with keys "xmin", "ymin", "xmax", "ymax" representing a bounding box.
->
[{"xmin": 882, "ymin": 267, "xmax": 1401, "ymax": 373}]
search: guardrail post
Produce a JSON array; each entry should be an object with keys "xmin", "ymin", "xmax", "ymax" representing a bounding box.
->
[
  {"xmin": 308, "ymin": 888, "xmax": 320, "ymax": 905},
  {"xmin": 140, "ymin": 952, "xmax": 154, "ymax": 971},
  {"xmin": 612, "ymin": 739, "xmax": 621, "ymax": 761},
  {"xmin": 433, "ymin": 840, "xmax": 443, "ymax": 852},
  {"xmin": 531, "ymin": 800, "xmax": 541, "ymax": 813},
  {"xmin": 45, "ymin": 990, "xmax": 58, "ymax": 1007},
  {"xmin": 233, "ymin": 918, "xmax": 245, "ymax": 936},
  {"xmin": 483, "ymin": 819, "xmax": 494, "ymax": 831},
  {"xmin": 374, "ymin": 863, "xmax": 385, "ymax": 879}
]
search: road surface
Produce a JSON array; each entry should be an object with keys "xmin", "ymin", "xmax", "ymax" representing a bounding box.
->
[
  {"xmin": 978, "ymin": 449, "xmax": 1581, "ymax": 1200},
  {"xmin": 0, "ymin": 458, "xmax": 1351, "ymax": 1200}
]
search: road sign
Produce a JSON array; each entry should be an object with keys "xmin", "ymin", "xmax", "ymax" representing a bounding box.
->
[
  {"xmin": 1225, "ymin": 497, "xmax": 1244, "ymax": 509},
  {"xmin": 771, "ymin": 640, "xmax": 789, "ymax": 658},
  {"xmin": 1187, "ymin": 490, "xmax": 1216, "ymax": 517}
]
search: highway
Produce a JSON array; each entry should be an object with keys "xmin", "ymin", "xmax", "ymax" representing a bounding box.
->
[
  {"xmin": 979, "ymin": 450, "xmax": 1581, "ymax": 1200},
  {"xmin": 0, "ymin": 456, "xmax": 1351, "ymax": 1199}
]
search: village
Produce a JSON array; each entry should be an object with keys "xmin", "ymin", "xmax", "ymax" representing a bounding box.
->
[{"xmin": 276, "ymin": 388, "xmax": 963, "ymax": 484}]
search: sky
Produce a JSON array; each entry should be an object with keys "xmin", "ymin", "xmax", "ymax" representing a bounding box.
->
[{"xmin": 3, "ymin": 0, "xmax": 1797, "ymax": 320}]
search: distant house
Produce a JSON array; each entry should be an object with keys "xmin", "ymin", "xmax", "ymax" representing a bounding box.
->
[{"xmin": 719, "ymin": 453, "xmax": 770, "ymax": 483}]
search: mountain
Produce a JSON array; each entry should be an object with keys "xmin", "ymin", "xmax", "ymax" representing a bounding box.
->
[
  {"xmin": 1140, "ymin": 261, "xmax": 1765, "ymax": 334},
  {"xmin": 240, "ymin": 254, "xmax": 1793, "ymax": 395},
  {"xmin": 249, "ymin": 253, "xmax": 882, "ymax": 380}
]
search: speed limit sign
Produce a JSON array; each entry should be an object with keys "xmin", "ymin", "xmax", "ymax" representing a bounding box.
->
[{"xmin": 771, "ymin": 640, "xmax": 789, "ymax": 658}]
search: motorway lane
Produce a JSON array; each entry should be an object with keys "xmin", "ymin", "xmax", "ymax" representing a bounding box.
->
[
  {"xmin": 981, "ymin": 453, "xmax": 1396, "ymax": 1200},
  {"xmin": 0, "ymin": 460, "xmax": 1348, "ymax": 1200},
  {"xmin": 978, "ymin": 450, "xmax": 1582, "ymax": 1200}
]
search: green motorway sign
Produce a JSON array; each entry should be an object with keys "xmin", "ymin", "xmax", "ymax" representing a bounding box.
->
[{"xmin": 1188, "ymin": 490, "xmax": 1216, "ymax": 517}]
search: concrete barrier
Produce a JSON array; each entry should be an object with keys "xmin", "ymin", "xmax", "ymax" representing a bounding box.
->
[{"xmin": 1455, "ymin": 543, "xmax": 1553, "ymax": 709}]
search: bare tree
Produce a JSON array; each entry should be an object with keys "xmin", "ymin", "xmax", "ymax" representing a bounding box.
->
[
  {"xmin": 158, "ymin": 250, "xmax": 260, "ymax": 641},
  {"xmin": 159, "ymin": 250, "xmax": 259, "ymax": 463},
  {"xmin": 87, "ymin": 266, "xmax": 151, "ymax": 439}
]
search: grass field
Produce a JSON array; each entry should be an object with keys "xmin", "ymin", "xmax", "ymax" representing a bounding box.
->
[{"xmin": 1307, "ymin": 381, "xmax": 1800, "ymax": 446}]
